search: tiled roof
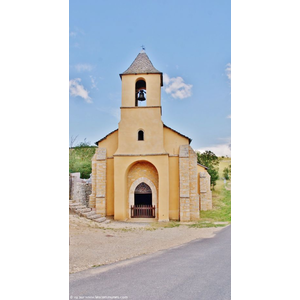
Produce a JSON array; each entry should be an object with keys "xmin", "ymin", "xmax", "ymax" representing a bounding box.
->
[{"xmin": 121, "ymin": 50, "xmax": 162, "ymax": 75}]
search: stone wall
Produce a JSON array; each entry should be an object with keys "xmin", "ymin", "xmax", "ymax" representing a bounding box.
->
[
  {"xmin": 69, "ymin": 173, "xmax": 92, "ymax": 206},
  {"xmin": 89, "ymin": 148, "xmax": 107, "ymax": 216},
  {"xmin": 179, "ymin": 145, "xmax": 190, "ymax": 221},
  {"xmin": 189, "ymin": 147, "xmax": 200, "ymax": 220},
  {"xmin": 69, "ymin": 172, "xmax": 80, "ymax": 200},
  {"xmin": 179, "ymin": 145, "xmax": 200, "ymax": 221},
  {"xmin": 199, "ymin": 171, "xmax": 212, "ymax": 210},
  {"xmin": 127, "ymin": 161, "xmax": 158, "ymax": 197}
]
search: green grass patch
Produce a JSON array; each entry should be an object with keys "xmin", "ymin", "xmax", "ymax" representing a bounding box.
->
[
  {"xmin": 189, "ymin": 222, "xmax": 227, "ymax": 228},
  {"xmin": 218, "ymin": 158, "xmax": 231, "ymax": 178},
  {"xmin": 144, "ymin": 227, "xmax": 158, "ymax": 231},
  {"xmin": 201, "ymin": 187, "xmax": 231, "ymax": 223},
  {"xmin": 191, "ymin": 180, "xmax": 231, "ymax": 228},
  {"xmin": 151, "ymin": 221, "xmax": 181, "ymax": 229},
  {"xmin": 163, "ymin": 221, "xmax": 181, "ymax": 228},
  {"xmin": 92, "ymin": 264, "xmax": 105, "ymax": 268}
]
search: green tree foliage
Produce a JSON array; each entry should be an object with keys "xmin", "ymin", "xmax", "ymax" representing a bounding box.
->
[
  {"xmin": 69, "ymin": 138, "xmax": 97, "ymax": 179},
  {"xmin": 223, "ymin": 164, "xmax": 231, "ymax": 180},
  {"xmin": 197, "ymin": 150, "xmax": 219, "ymax": 189}
]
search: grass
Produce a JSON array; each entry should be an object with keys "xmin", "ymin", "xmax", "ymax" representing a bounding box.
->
[
  {"xmin": 151, "ymin": 221, "xmax": 181, "ymax": 229},
  {"xmin": 190, "ymin": 165, "xmax": 231, "ymax": 228},
  {"xmin": 200, "ymin": 187, "xmax": 231, "ymax": 222},
  {"xmin": 218, "ymin": 157, "xmax": 231, "ymax": 179},
  {"xmin": 189, "ymin": 222, "xmax": 227, "ymax": 228},
  {"xmin": 92, "ymin": 264, "xmax": 105, "ymax": 268}
]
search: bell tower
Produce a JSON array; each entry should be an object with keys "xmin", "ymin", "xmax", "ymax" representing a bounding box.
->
[{"xmin": 115, "ymin": 50, "xmax": 166, "ymax": 155}]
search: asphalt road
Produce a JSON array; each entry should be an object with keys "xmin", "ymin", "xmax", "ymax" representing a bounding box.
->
[{"xmin": 70, "ymin": 225, "xmax": 231, "ymax": 300}]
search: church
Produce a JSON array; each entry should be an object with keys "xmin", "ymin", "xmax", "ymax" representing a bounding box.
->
[{"xmin": 89, "ymin": 50, "xmax": 212, "ymax": 222}]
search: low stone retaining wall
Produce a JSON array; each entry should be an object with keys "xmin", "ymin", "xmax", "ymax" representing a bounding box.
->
[{"xmin": 69, "ymin": 173, "xmax": 92, "ymax": 207}]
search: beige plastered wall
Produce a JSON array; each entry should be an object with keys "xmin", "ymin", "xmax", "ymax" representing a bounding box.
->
[
  {"xmin": 113, "ymin": 155, "xmax": 170, "ymax": 221},
  {"xmin": 116, "ymin": 106, "xmax": 166, "ymax": 155},
  {"xmin": 121, "ymin": 74, "xmax": 161, "ymax": 107}
]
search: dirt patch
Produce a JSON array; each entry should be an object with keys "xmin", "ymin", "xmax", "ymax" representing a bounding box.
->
[{"xmin": 69, "ymin": 214, "xmax": 223, "ymax": 273}]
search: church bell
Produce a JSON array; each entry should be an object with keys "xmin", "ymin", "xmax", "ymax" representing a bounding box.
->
[{"xmin": 137, "ymin": 90, "xmax": 146, "ymax": 101}]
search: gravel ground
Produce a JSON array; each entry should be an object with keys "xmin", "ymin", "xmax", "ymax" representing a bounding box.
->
[{"xmin": 69, "ymin": 213, "xmax": 224, "ymax": 274}]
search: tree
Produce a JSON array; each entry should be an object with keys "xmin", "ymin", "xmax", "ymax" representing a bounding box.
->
[
  {"xmin": 76, "ymin": 138, "xmax": 91, "ymax": 148},
  {"xmin": 70, "ymin": 135, "xmax": 78, "ymax": 148},
  {"xmin": 223, "ymin": 164, "xmax": 231, "ymax": 180},
  {"xmin": 69, "ymin": 138, "xmax": 97, "ymax": 178},
  {"xmin": 197, "ymin": 150, "xmax": 219, "ymax": 189}
]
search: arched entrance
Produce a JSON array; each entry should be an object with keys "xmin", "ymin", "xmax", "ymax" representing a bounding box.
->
[
  {"xmin": 128, "ymin": 177, "xmax": 157, "ymax": 219},
  {"xmin": 134, "ymin": 182, "xmax": 152, "ymax": 206}
]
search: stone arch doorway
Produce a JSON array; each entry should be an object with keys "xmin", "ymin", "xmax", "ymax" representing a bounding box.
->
[
  {"xmin": 129, "ymin": 177, "xmax": 157, "ymax": 219},
  {"xmin": 134, "ymin": 182, "xmax": 152, "ymax": 206},
  {"xmin": 127, "ymin": 160, "xmax": 158, "ymax": 219}
]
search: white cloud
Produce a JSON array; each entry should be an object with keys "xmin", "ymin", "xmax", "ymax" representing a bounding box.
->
[
  {"xmin": 197, "ymin": 143, "xmax": 231, "ymax": 157},
  {"xmin": 74, "ymin": 64, "xmax": 94, "ymax": 72},
  {"xmin": 70, "ymin": 27, "xmax": 85, "ymax": 36},
  {"xmin": 163, "ymin": 74, "xmax": 193, "ymax": 99},
  {"xmin": 90, "ymin": 75, "xmax": 97, "ymax": 89},
  {"xmin": 69, "ymin": 78, "xmax": 92, "ymax": 103},
  {"xmin": 226, "ymin": 63, "xmax": 231, "ymax": 80},
  {"xmin": 226, "ymin": 114, "xmax": 231, "ymax": 119}
]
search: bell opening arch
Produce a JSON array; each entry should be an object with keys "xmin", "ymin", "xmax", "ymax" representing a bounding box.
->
[{"xmin": 135, "ymin": 78, "xmax": 146, "ymax": 106}]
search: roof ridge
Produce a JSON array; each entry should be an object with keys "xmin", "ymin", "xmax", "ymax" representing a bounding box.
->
[
  {"xmin": 163, "ymin": 123, "xmax": 192, "ymax": 144},
  {"xmin": 121, "ymin": 52, "xmax": 162, "ymax": 75}
]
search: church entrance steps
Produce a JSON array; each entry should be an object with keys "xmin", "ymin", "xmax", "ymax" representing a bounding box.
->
[
  {"xmin": 70, "ymin": 205, "xmax": 86, "ymax": 212},
  {"xmin": 76, "ymin": 208, "xmax": 92, "ymax": 214},
  {"xmin": 72, "ymin": 205, "xmax": 86, "ymax": 210},
  {"xmin": 81, "ymin": 211, "xmax": 96, "ymax": 217},
  {"xmin": 69, "ymin": 203, "xmax": 82, "ymax": 207},
  {"xmin": 93, "ymin": 217, "xmax": 106, "ymax": 223},
  {"xmin": 69, "ymin": 200, "xmax": 106, "ymax": 224},
  {"xmin": 87, "ymin": 213, "xmax": 103, "ymax": 220}
]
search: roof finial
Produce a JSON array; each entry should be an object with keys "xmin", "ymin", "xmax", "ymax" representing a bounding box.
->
[{"xmin": 140, "ymin": 45, "xmax": 145, "ymax": 53}]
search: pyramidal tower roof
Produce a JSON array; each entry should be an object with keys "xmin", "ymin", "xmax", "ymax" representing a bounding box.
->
[{"xmin": 120, "ymin": 50, "xmax": 163, "ymax": 85}]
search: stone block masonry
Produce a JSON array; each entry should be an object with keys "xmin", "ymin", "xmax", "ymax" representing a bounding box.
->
[
  {"xmin": 90, "ymin": 148, "xmax": 107, "ymax": 216},
  {"xmin": 179, "ymin": 145, "xmax": 190, "ymax": 221},
  {"xmin": 179, "ymin": 145, "xmax": 200, "ymax": 221},
  {"xmin": 89, "ymin": 160, "xmax": 98, "ymax": 208},
  {"xmin": 69, "ymin": 173, "xmax": 92, "ymax": 207},
  {"xmin": 189, "ymin": 146, "xmax": 200, "ymax": 220},
  {"xmin": 199, "ymin": 172, "xmax": 212, "ymax": 210}
]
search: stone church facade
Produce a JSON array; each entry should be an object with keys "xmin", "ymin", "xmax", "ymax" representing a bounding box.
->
[{"xmin": 89, "ymin": 50, "xmax": 212, "ymax": 221}]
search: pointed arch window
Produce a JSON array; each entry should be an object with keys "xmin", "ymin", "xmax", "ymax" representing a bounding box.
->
[{"xmin": 138, "ymin": 130, "xmax": 144, "ymax": 141}]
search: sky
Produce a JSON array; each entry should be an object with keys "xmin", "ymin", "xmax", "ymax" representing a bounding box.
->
[{"xmin": 69, "ymin": 0, "xmax": 231, "ymax": 156}]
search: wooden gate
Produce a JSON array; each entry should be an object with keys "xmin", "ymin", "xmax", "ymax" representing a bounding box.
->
[{"xmin": 131, "ymin": 205, "xmax": 155, "ymax": 218}]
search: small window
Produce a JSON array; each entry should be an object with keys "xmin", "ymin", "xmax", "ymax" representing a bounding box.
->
[{"xmin": 138, "ymin": 130, "xmax": 144, "ymax": 141}]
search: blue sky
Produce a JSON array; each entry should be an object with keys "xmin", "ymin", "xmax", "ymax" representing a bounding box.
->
[{"xmin": 69, "ymin": 0, "xmax": 231, "ymax": 155}]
